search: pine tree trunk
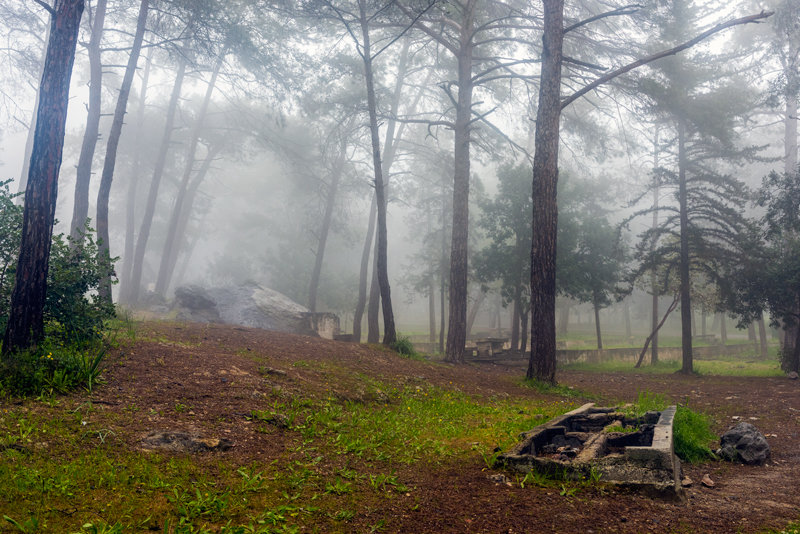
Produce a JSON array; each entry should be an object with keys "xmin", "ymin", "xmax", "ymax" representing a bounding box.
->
[
  {"xmin": 359, "ymin": 0, "xmax": 395, "ymax": 345},
  {"xmin": 155, "ymin": 51, "xmax": 224, "ymax": 297},
  {"xmin": 96, "ymin": 0, "xmax": 149, "ymax": 305},
  {"xmin": 307, "ymin": 137, "xmax": 345, "ymax": 312},
  {"xmin": 651, "ymin": 128, "xmax": 660, "ymax": 364},
  {"xmin": 128, "ymin": 54, "xmax": 187, "ymax": 304},
  {"xmin": 557, "ymin": 301, "xmax": 569, "ymax": 335},
  {"xmin": 758, "ymin": 315, "xmax": 768, "ymax": 360},
  {"xmin": 119, "ymin": 45, "xmax": 153, "ymax": 304},
  {"xmin": 2, "ymin": 0, "xmax": 84, "ymax": 356},
  {"xmin": 520, "ymin": 308, "xmax": 529, "ymax": 354},
  {"xmin": 69, "ymin": 0, "xmax": 106, "ymax": 241},
  {"xmin": 444, "ymin": 0, "xmax": 476, "ymax": 363},
  {"xmin": 17, "ymin": 24, "xmax": 50, "ymax": 201},
  {"xmin": 720, "ymin": 313, "xmax": 727, "ymax": 345},
  {"xmin": 367, "ymin": 243, "xmax": 380, "ymax": 343},
  {"xmin": 465, "ymin": 289, "xmax": 485, "ymax": 341},
  {"xmin": 353, "ymin": 195, "xmax": 376, "ymax": 342},
  {"xmin": 528, "ymin": 0, "xmax": 564, "ymax": 383},
  {"xmin": 159, "ymin": 145, "xmax": 220, "ymax": 294},
  {"xmin": 677, "ymin": 118, "xmax": 693, "ymax": 374},
  {"xmin": 593, "ymin": 294, "xmax": 603, "ymax": 350}
]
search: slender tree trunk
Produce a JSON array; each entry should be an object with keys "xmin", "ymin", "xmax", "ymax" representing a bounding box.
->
[
  {"xmin": 128, "ymin": 54, "xmax": 187, "ymax": 304},
  {"xmin": 624, "ymin": 300, "xmax": 632, "ymax": 339},
  {"xmin": 720, "ymin": 313, "xmax": 727, "ymax": 345},
  {"xmin": 520, "ymin": 308, "xmax": 529, "ymax": 354},
  {"xmin": 307, "ymin": 137, "xmax": 346, "ymax": 312},
  {"xmin": 427, "ymin": 208, "xmax": 436, "ymax": 343},
  {"xmin": 677, "ymin": 118, "xmax": 693, "ymax": 374},
  {"xmin": 783, "ymin": 84, "xmax": 798, "ymax": 357},
  {"xmin": 593, "ymin": 295, "xmax": 603, "ymax": 350},
  {"xmin": 353, "ymin": 196, "xmax": 376, "ymax": 342},
  {"xmin": 444, "ymin": 0, "xmax": 476, "ymax": 363},
  {"xmin": 96, "ymin": 0, "xmax": 149, "ymax": 305},
  {"xmin": 465, "ymin": 289, "xmax": 485, "ymax": 340},
  {"xmin": 155, "ymin": 51, "xmax": 224, "ymax": 296},
  {"xmin": 747, "ymin": 322, "xmax": 756, "ymax": 342},
  {"xmin": 119, "ymin": 45, "xmax": 153, "ymax": 303},
  {"xmin": 439, "ymin": 173, "xmax": 448, "ymax": 353},
  {"xmin": 651, "ymin": 128, "xmax": 660, "ymax": 364},
  {"xmin": 636, "ymin": 295, "xmax": 679, "ymax": 368},
  {"xmin": 758, "ymin": 315, "xmax": 768, "ymax": 360},
  {"xmin": 2, "ymin": 0, "xmax": 84, "ymax": 356},
  {"xmin": 528, "ymin": 0, "xmax": 564, "ymax": 383},
  {"xmin": 70, "ymin": 0, "xmax": 107, "ymax": 241},
  {"xmin": 557, "ymin": 301, "xmax": 569, "ymax": 335},
  {"xmin": 701, "ymin": 310, "xmax": 707, "ymax": 336},
  {"xmin": 358, "ymin": 0, "xmax": 395, "ymax": 345},
  {"xmin": 161, "ymin": 145, "xmax": 221, "ymax": 293},
  {"xmin": 367, "ymin": 243, "xmax": 380, "ymax": 343}
]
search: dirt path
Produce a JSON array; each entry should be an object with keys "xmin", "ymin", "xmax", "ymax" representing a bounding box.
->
[{"xmin": 87, "ymin": 322, "xmax": 800, "ymax": 532}]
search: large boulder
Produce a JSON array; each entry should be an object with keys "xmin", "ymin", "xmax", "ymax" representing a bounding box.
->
[
  {"xmin": 173, "ymin": 282, "xmax": 339, "ymax": 338},
  {"xmin": 716, "ymin": 422, "xmax": 770, "ymax": 465}
]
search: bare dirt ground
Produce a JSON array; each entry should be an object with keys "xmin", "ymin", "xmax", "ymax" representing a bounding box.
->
[{"xmin": 85, "ymin": 322, "xmax": 800, "ymax": 532}]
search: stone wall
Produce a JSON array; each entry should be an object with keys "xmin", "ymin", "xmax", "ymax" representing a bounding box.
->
[{"xmin": 556, "ymin": 342, "xmax": 759, "ymax": 365}]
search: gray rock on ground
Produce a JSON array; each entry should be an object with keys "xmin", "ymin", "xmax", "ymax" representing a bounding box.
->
[{"xmin": 716, "ymin": 422, "xmax": 770, "ymax": 465}]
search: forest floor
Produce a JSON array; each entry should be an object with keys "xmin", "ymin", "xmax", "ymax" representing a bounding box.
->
[{"xmin": 2, "ymin": 320, "xmax": 799, "ymax": 533}]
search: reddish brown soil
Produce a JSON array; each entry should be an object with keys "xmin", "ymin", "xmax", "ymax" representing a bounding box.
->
[{"xmin": 84, "ymin": 323, "xmax": 800, "ymax": 532}]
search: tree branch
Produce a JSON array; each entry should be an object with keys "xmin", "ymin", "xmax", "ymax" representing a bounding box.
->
[
  {"xmin": 564, "ymin": 4, "xmax": 641, "ymax": 34},
  {"xmin": 33, "ymin": 0, "xmax": 55, "ymax": 17},
  {"xmin": 561, "ymin": 10, "xmax": 774, "ymax": 110}
]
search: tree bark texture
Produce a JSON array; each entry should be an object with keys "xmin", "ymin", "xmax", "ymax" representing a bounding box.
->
[
  {"xmin": 651, "ymin": 129, "xmax": 660, "ymax": 364},
  {"xmin": 119, "ymin": 45, "xmax": 153, "ymax": 303},
  {"xmin": 155, "ymin": 51, "xmax": 224, "ymax": 296},
  {"xmin": 444, "ymin": 0, "xmax": 476, "ymax": 363},
  {"xmin": 128, "ymin": 54, "xmax": 187, "ymax": 305},
  {"xmin": 677, "ymin": 118, "xmax": 693, "ymax": 373},
  {"xmin": 758, "ymin": 315, "xmax": 768, "ymax": 359},
  {"xmin": 593, "ymin": 295, "xmax": 603, "ymax": 350},
  {"xmin": 2, "ymin": 0, "xmax": 84, "ymax": 356},
  {"xmin": 358, "ymin": 0, "xmax": 396, "ymax": 346},
  {"xmin": 527, "ymin": 0, "xmax": 564, "ymax": 383},
  {"xmin": 69, "ymin": 0, "xmax": 106, "ymax": 242},
  {"xmin": 96, "ymin": 0, "xmax": 149, "ymax": 304}
]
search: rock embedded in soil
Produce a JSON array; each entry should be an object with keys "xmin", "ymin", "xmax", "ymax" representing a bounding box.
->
[
  {"xmin": 716, "ymin": 422, "xmax": 771, "ymax": 465},
  {"xmin": 141, "ymin": 430, "xmax": 233, "ymax": 453}
]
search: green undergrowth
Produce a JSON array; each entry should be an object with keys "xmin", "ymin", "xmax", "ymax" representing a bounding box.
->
[
  {"xmin": 0, "ymin": 366, "xmax": 577, "ymax": 532},
  {"xmin": 561, "ymin": 356, "xmax": 783, "ymax": 377}
]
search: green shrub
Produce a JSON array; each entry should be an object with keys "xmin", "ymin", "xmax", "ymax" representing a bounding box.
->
[{"xmin": 390, "ymin": 336, "xmax": 417, "ymax": 358}]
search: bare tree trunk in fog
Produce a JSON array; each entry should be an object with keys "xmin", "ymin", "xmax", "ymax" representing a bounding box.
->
[
  {"xmin": 465, "ymin": 289, "xmax": 484, "ymax": 341},
  {"xmin": 353, "ymin": 196, "xmax": 376, "ymax": 342},
  {"xmin": 69, "ymin": 0, "xmax": 107, "ymax": 242},
  {"xmin": 96, "ymin": 0, "xmax": 149, "ymax": 304},
  {"xmin": 128, "ymin": 53, "xmax": 187, "ymax": 305},
  {"xmin": 636, "ymin": 295, "xmax": 678, "ymax": 368},
  {"xmin": 719, "ymin": 312, "xmax": 727, "ymax": 345},
  {"xmin": 155, "ymin": 51, "xmax": 225, "ymax": 297},
  {"xmin": 557, "ymin": 301, "xmax": 569, "ymax": 335},
  {"xmin": 510, "ymin": 235, "xmax": 523, "ymax": 351},
  {"xmin": 624, "ymin": 300, "xmax": 632, "ymax": 339},
  {"xmin": 439, "ymin": 170, "xmax": 448, "ymax": 353},
  {"xmin": 650, "ymin": 128, "xmax": 660, "ymax": 363},
  {"xmin": 307, "ymin": 135, "xmax": 346, "ymax": 312},
  {"xmin": 17, "ymin": 24, "xmax": 50, "ymax": 201},
  {"xmin": 495, "ymin": 297, "xmax": 502, "ymax": 337},
  {"xmin": 159, "ymin": 145, "xmax": 221, "ymax": 295},
  {"xmin": 782, "ymin": 77, "xmax": 798, "ymax": 358},
  {"xmin": 119, "ymin": 45, "xmax": 153, "ymax": 304},
  {"xmin": 428, "ymin": 275, "xmax": 436, "ymax": 343},
  {"xmin": 521, "ymin": 307, "xmax": 529, "ymax": 353},
  {"xmin": 677, "ymin": 118, "xmax": 694, "ymax": 373},
  {"xmin": 367, "ymin": 245, "xmax": 380, "ymax": 343},
  {"xmin": 2, "ymin": 0, "xmax": 84, "ymax": 356},
  {"xmin": 701, "ymin": 309, "xmax": 707, "ymax": 336},
  {"xmin": 593, "ymin": 293, "xmax": 603, "ymax": 350},
  {"xmin": 748, "ymin": 322, "xmax": 756, "ymax": 342},
  {"xmin": 758, "ymin": 314, "xmax": 768, "ymax": 360}
]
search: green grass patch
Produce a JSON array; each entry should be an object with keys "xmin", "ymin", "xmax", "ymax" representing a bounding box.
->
[{"xmin": 561, "ymin": 356, "xmax": 783, "ymax": 377}]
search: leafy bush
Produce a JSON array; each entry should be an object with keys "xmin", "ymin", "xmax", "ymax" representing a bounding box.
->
[
  {"xmin": 390, "ymin": 336, "xmax": 417, "ymax": 358},
  {"xmin": 0, "ymin": 181, "xmax": 115, "ymax": 395}
]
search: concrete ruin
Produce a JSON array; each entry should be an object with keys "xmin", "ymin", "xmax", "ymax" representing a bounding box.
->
[{"xmin": 498, "ymin": 403, "xmax": 683, "ymax": 499}]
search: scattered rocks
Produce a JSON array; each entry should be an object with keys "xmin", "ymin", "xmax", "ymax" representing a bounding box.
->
[
  {"xmin": 681, "ymin": 476, "xmax": 693, "ymax": 487},
  {"xmin": 141, "ymin": 430, "xmax": 233, "ymax": 453},
  {"xmin": 701, "ymin": 474, "xmax": 715, "ymax": 488},
  {"xmin": 487, "ymin": 473, "xmax": 512, "ymax": 486},
  {"xmin": 716, "ymin": 422, "xmax": 771, "ymax": 465}
]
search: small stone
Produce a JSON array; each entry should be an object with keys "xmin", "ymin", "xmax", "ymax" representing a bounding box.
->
[
  {"xmin": 488, "ymin": 473, "xmax": 510, "ymax": 484},
  {"xmin": 701, "ymin": 474, "xmax": 715, "ymax": 488},
  {"xmin": 681, "ymin": 476, "xmax": 693, "ymax": 487},
  {"xmin": 788, "ymin": 371, "xmax": 799, "ymax": 380}
]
